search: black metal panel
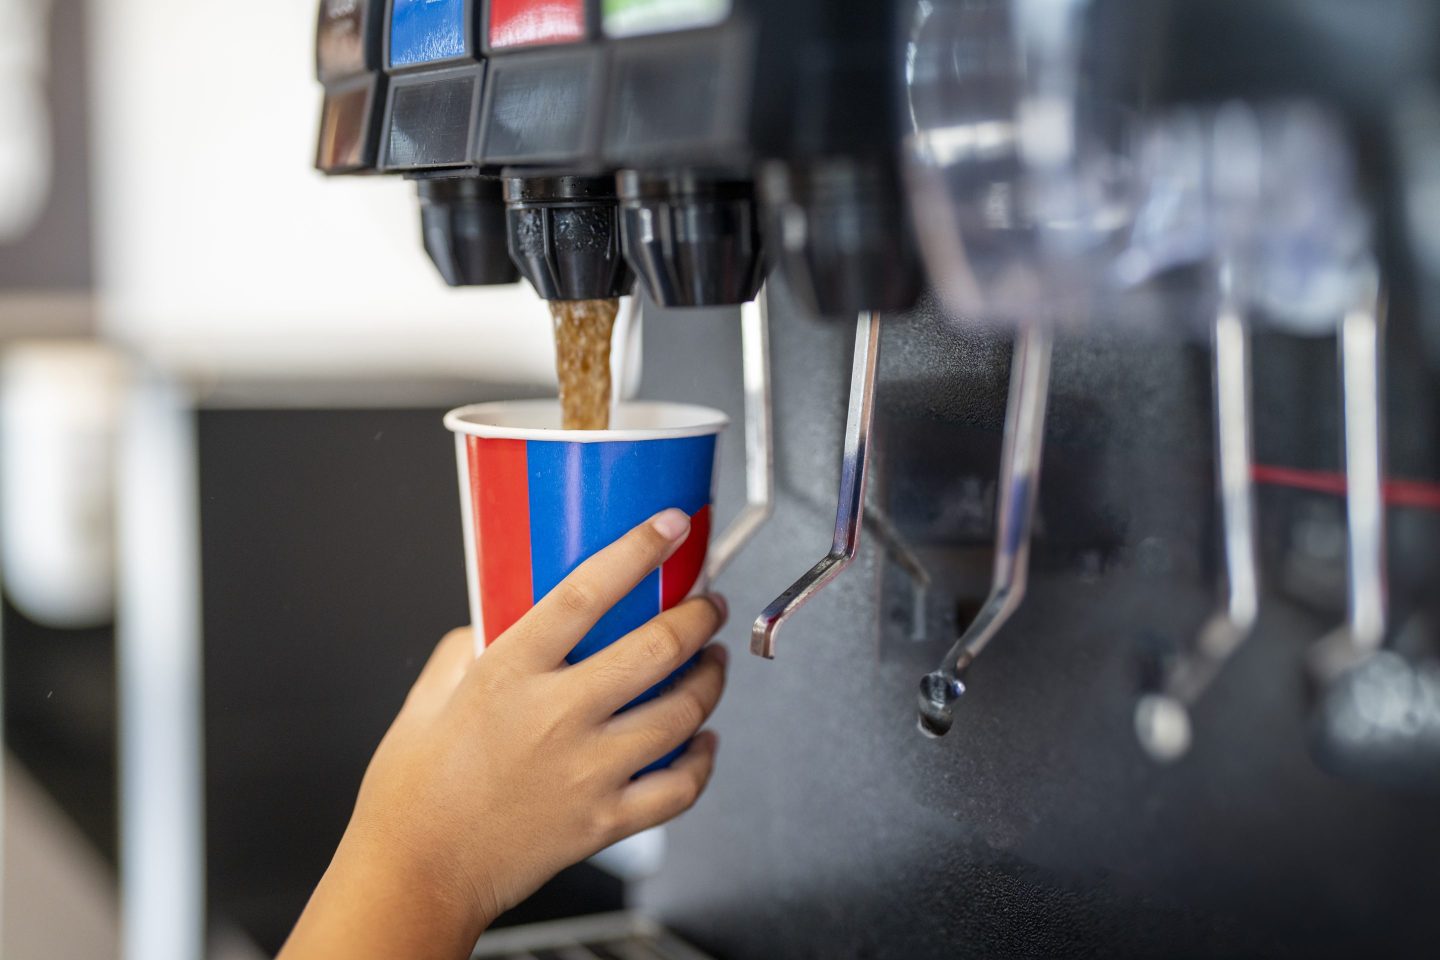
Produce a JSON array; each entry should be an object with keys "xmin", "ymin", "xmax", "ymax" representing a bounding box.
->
[{"xmin": 633, "ymin": 281, "xmax": 1440, "ymax": 958}]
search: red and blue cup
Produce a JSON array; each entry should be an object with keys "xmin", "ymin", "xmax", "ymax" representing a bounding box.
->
[{"xmin": 446, "ymin": 400, "xmax": 728, "ymax": 768}]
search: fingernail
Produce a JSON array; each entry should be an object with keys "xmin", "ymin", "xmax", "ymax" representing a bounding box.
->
[
  {"xmin": 651, "ymin": 508, "xmax": 691, "ymax": 541},
  {"xmin": 710, "ymin": 643, "xmax": 729, "ymax": 666},
  {"xmin": 709, "ymin": 593, "xmax": 729, "ymax": 626}
]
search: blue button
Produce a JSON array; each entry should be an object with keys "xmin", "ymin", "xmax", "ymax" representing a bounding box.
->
[{"xmin": 390, "ymin": 0, "xmax": 468, "ymax": 68}]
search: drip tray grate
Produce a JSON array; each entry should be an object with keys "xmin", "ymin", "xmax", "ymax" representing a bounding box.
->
[{"xmin": 470, "ymin": 912, "xmax": 716, "ymax": 960}]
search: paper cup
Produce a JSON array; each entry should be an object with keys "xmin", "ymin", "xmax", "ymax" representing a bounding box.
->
[{"xmin": 446, "ymin": 400, "xmax": 728, "ymax": 767}]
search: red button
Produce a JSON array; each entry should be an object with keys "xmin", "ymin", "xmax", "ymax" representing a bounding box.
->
[{"xmin": 489, "ymin": 0, "xmax": 586, "ymax": 49}]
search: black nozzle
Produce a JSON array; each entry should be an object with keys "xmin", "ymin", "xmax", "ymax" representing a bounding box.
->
[
  {"xmin": 617, "ymin": 171, "xmax": 765, "ymax": 308},
  {"xmin": 760, "ymin": 158, "xmax": 922, "ymax": 317},
  {"xmin": 502, "ymin": 174, "xmax": 634, "ymax": 301},
  {"xmin": 417, "ymin": 177, "xmax": 520, "ymax": 287}
]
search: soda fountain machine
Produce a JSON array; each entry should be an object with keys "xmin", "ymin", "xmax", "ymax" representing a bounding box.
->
[
  {"xmin": 901, "ymin": 0, "xmax": 1440, "ymax": 780},
  {"xmin": 316, "ymin": 0, "xmax": 931, "ymax": 632},
  {"xmin": 316, "ymin": 0, "xmax": 1440, "ymax": 955}
]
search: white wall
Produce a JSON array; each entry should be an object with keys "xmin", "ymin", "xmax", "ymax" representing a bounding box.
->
[{"xmin": 85, "ymin": 0, "xmax": 556, "ymax": 385}]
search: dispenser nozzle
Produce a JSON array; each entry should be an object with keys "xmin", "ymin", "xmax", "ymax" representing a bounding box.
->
[
  {"xmin": 417, "ymin": 178, "xmax": 520, "ymax": 287},
  {"xmin": 502, "ymin": 174, "xmax": 634, "ymax": 301},
  {"xmin": 617, "ymin": 171, "xmax": 765, "ymax": 308}
]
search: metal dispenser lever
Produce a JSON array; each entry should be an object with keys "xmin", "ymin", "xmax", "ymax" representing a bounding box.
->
[
  {"xmin": 1311, "ymin": 277, "xmax": 1389, "ymax": 680},
  {"xmin": 751, "ymin": 311, "xmax": 881, "ymax": 658},
  {"xmin": 918, "ymin": 321, "xmax": 1054, "ymax": 737},
  {"xmin": 1136, "ymin": 267, "xmax": 1260, "ymax": 760},
  {"xmin": 707, "ymin": 286, "xmax": 775, "ymax": 581}
]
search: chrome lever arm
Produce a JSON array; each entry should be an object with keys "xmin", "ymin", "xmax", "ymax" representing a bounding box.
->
[
  {"xmin": 918, "ymin": 321, "xmax": 1053, "ymax": 736},
  {"xmin": 706, "ymin": 286, "xmax": 775, "ymax": 581},
  {"xmin": 751, "ymin": 311, "xmax": 881, "ymax": 658},
  {"xmin": 1311, "ymin": 276, "xmax": 1389, "ymax": 680},
  {"xmin": 1137, "ymin": 266, "xmax": 1260, "ymax": 760}
]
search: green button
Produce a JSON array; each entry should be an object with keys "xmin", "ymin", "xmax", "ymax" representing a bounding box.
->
[{"xmin": 602, "ymin": 0, "xmax": 731, "ymax": 38}]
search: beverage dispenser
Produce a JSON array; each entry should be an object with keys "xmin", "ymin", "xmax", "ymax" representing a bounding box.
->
[
  {"xmin": 1122, "ymin": 0, "xmax": 1439, "ymax": 780},
  {"xmin": 321, "ymin": 0, "xmax": 924, "ymax": 306},
  {"xmin": 315, "ymin": 0, "xmax": 931, "ymax": 628},
  {"xmin": 902, "ymin": 0, "xmax": 1440, "ymax": 784},
  {"xmin": 317, "ymin": 0, "xmax": 1440, "ymax": 777},
  {"xmin": 307, "ymin": 1, "xmax": 1440, "ymax": 951}
]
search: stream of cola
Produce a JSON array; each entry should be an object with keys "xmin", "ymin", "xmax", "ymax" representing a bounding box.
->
[{"xmin": 550, "ymin": 298, "xmax": 619, "ymax": 431}]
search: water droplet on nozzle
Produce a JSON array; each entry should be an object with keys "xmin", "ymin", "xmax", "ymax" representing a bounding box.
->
[
  {"xmin": 917, "ymin": 671, "xmax": 963, "ymax": 738},
  {"xmin": 917, "ymin": 708, "xmax": 952, "ymax": 739}
]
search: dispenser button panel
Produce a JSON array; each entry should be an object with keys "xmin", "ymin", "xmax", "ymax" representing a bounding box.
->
[
  {"xmin": 380, "ymin": 0, "xmax": 485, "ymax": 169},
  {"xmin": 317, "ymin": 83, "xmax": 377, "ymax": 171},
  {"xmin": 602, "ymin": 0, "xmax": 730, "ymax": 39},
  {"xmin": 318, "ymin": 0, "xmax": 372, "ymax": 82},
  {"xmin": 481, "ymin": 51, "xmax": 601, "ymax": 162},
  {"xmin": 315, "ymin": 0, "xmax": 386, "ymax": 174},
  {"xmin": 487, "ymin": 0, "xmax": 587, "ymax": 49},
  {"xmin": 390, "ymin": 0, "xmax": 470, "ymax": 68},
  {"xmin": 385, "ymin": 73, "xmax": 481, "ymax": 167}
]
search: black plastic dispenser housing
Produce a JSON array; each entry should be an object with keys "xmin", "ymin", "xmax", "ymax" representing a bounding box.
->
[
  {"xmin": 617, "ymin": 171, "xmax": 765, "ymax": 308},
  {"xmin": 760, "ymin": 158, "xmax": 921, "ymax": 318},
  {"xmin": 319, "ymin": 0, "xmax": 923, "ymax": 314},
  {"xmin": 503, "ymin": 174, "xmax": 635, "ymax": 301},
  {"xmin": 417, "ymin": 177, "xmax": 519, "ymax": 287},
  {"xmin": 595, "ymin": 0, "xmax": 922, "ymax": 316}
]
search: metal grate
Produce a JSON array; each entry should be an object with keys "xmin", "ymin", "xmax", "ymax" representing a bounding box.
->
[{"xmin": 470, "ymin": 912, "xmax": 716, "ymax": 960}]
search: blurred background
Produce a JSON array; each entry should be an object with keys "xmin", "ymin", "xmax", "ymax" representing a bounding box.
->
[
  {"xmin": 0, "ymin": 0, "xmax": 579, "ymax": 956},
  {"xmin": 6, "ymin": 1, "xmax": 1440, "ymax": 959}
]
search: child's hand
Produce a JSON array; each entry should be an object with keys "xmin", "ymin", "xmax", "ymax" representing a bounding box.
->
[{"xmin": 281, "ymin": 509, "xmax": 728, "ymax": 960}]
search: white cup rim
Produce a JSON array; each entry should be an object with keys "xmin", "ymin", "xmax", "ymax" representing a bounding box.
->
[{"xmin": 445, "ymin": 399, "xmax": 729, "ymax": 443}]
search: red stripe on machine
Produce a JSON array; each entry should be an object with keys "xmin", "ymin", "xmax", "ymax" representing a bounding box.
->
[
  {"xmin": 1253, "ymin": 464, "xmax": 1440, "ymax": 512},
  {"xmin": 469, "ymin": 437, "xmax": 535, "ymax": 645}
]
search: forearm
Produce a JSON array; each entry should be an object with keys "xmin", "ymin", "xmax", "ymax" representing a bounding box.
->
[{"xmin": 278, "ymin": 829, "xmax": 492, "ymax": 960}]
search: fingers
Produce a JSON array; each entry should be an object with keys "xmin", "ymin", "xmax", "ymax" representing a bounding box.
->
[
  {"xmin": 570, "ymin": 595, "xmax": 726, "ymax": 715},
  {"xmin": 491, "ymin": 509, "xmax": 694, "ymax": 670},
  {"xmin": 602, "ymin": 645, "xmax": 727, "ymax": 770},
  {"xmin": 610, "ymin": 731, "xmax": 719, "ymax": 839},
  {"xmin": 401, "ymin": 627, "xmax": 476, "ymax": 719}
]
